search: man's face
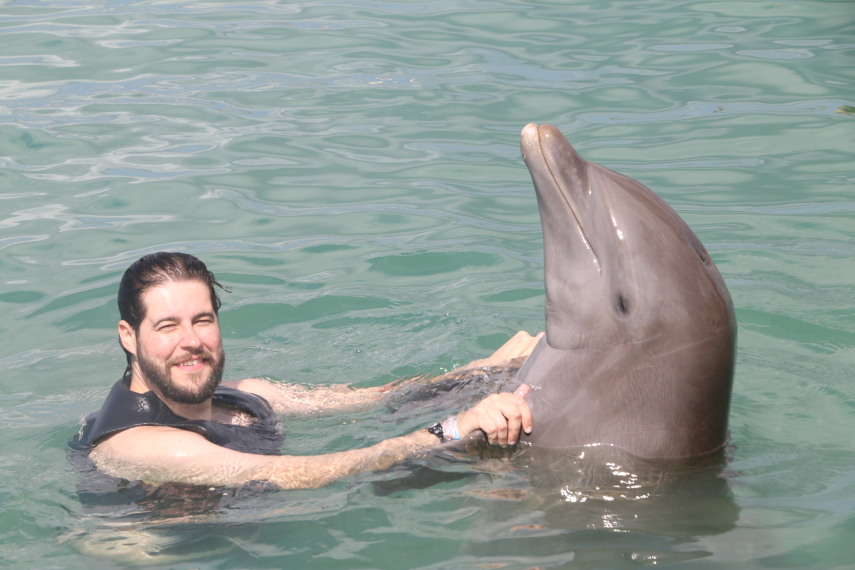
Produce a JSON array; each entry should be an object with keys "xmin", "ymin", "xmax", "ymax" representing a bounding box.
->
[{"xmin": 128, "ymin": 279, "xmax": 225, "ymax": 405}]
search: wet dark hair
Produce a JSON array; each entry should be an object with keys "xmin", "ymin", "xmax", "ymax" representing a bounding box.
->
[{"xmin": 118, "ymin": 252, "xmax": 228, "ymax": 370}]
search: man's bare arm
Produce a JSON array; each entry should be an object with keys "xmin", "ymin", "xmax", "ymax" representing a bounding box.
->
[
  {"xmin": 91, "ymin": 425, "xmax": 439, "ymax": 490},
  {"xmin": 225, "ymin": 331, "xmax": 543, "ymax": 415},
  {"xmin": 90, "ymin": 385, "xmax": 533, "ymax": 489},
  {"xmin": 222, "ymin": 377, "xmax": 386, "ymax": 414}
]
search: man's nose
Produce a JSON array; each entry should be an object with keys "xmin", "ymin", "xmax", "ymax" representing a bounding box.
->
[{"xmin": 179, "ymin": 324, "xmax": 204, "ymax": 348}]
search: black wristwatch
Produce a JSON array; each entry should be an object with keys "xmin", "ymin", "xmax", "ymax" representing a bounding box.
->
[{"xmin": 427, "ymin": 422, "xmax": 445, "ymax": 442}]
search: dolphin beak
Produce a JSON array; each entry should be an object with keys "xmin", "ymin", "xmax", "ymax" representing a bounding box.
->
[
  {"xmin": 521, "ymin": 123, "xmax": 610, "ymax": 346},
  {"xmin": 520, "ymin": 123, "xmax": 601, "ymax": 272}
]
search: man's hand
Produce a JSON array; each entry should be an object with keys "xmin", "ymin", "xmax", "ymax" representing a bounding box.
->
[
  {"xmin": 462, "ymin": 331, "xmax": 544, "ymax": 370},
  {"xmin": 343, "ymin": 330, "xmax": 544, "ymax": 400},
  {"xmin": 455, "ymin": 384, "xmax": 533, "ymax": 446}
]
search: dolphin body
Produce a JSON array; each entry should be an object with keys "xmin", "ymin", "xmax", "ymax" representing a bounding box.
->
[{"xmin": 516, "ymin": 124, "xmax": 736, "ymax": 459}]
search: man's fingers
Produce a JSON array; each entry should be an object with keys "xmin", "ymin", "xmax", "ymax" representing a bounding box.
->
[
  {"xmin": 506, "ymin": 412, "xmax": 522, "ymax": 446},
  {"xmin": 495, "ymin": 414, "xmax": 508, "ymax": 446},
  {"xmin": 454, "ymin": 388, "xmax": 533, "ymax": 445},
  {"xmin": 495, "ymin": 393, "xmax": 529, "ymax": 446},
  {"xmin": 511, "ymin": 384, "xmax": 533, "ymax": 434}
]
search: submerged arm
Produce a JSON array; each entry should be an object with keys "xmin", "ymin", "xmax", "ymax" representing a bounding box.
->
[
  {"xmin": 222, "ymin": 378, "xmax": 388, "ymax": 414},
  {"xmin": 225, "ymin": 330, "xmax": 543, "ymax": 415}
]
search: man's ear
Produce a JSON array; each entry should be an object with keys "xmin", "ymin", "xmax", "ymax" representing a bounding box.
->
[{"xmin": 118, "ymin": 320, "xmax": 137, "ymax": 356}]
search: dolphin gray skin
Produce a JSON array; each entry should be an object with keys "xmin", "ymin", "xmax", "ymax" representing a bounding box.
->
[{"xmin": 516, "ymin": 123, "xmax": 736, "ymax": 459}]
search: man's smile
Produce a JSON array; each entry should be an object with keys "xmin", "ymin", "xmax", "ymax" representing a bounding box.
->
[{"xmin": 172, "ymin": 355, "xmax": 209, "ymax": 371}]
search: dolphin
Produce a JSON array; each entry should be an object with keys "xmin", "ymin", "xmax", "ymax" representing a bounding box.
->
[{"xmin": 516, "ymin": 123, "xmax": 736, "ymax": 459}]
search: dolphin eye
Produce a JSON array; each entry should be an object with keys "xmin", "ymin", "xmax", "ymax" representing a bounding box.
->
[
  {"xmin": 616, "ymin": 294, "xmax": 630, "ymax": 316},
  {"xmin": 688, "ymin": 234, "xmax": 710, "ymax": 265}
]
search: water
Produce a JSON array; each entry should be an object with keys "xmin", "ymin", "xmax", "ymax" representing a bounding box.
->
[{"xmin": 2, "ymin": 0, "xmax": 854, "ymax": 567}]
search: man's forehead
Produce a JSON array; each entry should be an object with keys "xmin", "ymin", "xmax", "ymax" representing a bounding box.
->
[{"xmin": 139, "ymin": 279, "xmax": 215, "ymax": 317}]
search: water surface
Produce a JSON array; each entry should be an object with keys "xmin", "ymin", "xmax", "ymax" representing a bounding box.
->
[{"xmin": 1, "ymin": 0, "xmax": 854, "ymax": 568}]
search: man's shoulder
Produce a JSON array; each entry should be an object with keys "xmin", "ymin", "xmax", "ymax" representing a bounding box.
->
[
  {"xmin": 221, "ymin": 377, "xmax": 270, "ymax": 391},
  {"xmin": 69, "ymin": 378, "xmax": 162, "ymax": 450},
  {"xmin": 98, "ymin": 424, "xmax": 212, "ymax": 455},
  {"xmin": 220, "ymin": 378, "xmax": 283, "ymax": 411}
]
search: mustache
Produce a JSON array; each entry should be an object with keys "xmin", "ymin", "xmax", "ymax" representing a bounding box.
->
[{"xmin": 166, "ymin": 350, "xmax": 218, "ymax": 367}]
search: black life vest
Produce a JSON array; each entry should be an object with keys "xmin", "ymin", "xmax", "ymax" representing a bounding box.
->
[{"xmin": 69, "ymin": 376, "xmax": 283, "ymax": 455}]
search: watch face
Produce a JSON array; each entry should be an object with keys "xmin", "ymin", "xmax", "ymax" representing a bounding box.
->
[{"xmin": 428, "ymin": 423, "xmax": 444, "ymax": 441}]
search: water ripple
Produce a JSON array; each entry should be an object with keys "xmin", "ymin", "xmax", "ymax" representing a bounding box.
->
[{"xmin": 1, "ymin": 0, "xmax": 854, "ymax": 568}]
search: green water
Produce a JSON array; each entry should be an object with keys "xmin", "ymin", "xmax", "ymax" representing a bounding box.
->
[{"xmin": 2, "ymin": 0, "xmax": 854, "ymax": 567}]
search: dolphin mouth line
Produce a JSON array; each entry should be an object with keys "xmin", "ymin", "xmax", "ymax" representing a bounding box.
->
[{"xmin": 532, "ymin": 126, "xmax": 602, "ymax": 274}]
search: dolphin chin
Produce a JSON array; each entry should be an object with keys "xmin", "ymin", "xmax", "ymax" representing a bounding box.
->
[{"xmin": 516, "ymin": 123, "xmax": 736, "ymax": 459}]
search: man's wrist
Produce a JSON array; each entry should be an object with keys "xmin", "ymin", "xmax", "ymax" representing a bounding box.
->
[
  {"xmin": 427, "ymin": 415, "xmax": 461, "ymax": 443},
  {"xmin": 441, "ymin": 415, "xmax": 461, "ymax": 441}
]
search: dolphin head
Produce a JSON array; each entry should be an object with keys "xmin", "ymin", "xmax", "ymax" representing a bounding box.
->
[
  {"xmin": 518, "ymin": 123, "xmax": 735, "ymax": 458},
  {"xmin": 520, "ymin": 123, "xmax": 733, "ymax": 350}
]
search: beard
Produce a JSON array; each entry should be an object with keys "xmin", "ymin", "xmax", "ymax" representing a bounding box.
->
[{"xmin": 137, "ymin": 344, "xmax": 225, "ymax": 405}]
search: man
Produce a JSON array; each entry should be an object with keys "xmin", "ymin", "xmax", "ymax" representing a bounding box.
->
[{"xmin": 70, "ymin": 252, "xmax": 540, "ymax": 490}]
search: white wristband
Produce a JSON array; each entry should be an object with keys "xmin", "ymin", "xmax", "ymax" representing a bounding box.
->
[{"xmin": 440, "ymin": 415, "xmax": 461, "ymax": 441}]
